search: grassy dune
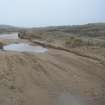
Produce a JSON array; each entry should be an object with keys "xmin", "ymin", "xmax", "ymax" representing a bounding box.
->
[{"xmin": 19, "ymin": 23, "xmax": 105, "ymax": 63}]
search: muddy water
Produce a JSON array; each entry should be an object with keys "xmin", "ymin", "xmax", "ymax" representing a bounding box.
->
[
  {"xmin": 4, "ymin": 43, "xmax": 48, "ymax": 53},
  {"xmin": 0, "ymin": 33, "xmax": 48, "ymax": 53},
  {"xmin": 0, "ymin": 33, "xmax": 18, "ymax": 39}
]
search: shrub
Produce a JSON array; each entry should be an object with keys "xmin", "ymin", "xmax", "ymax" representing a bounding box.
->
[{"xmin": 65, "ymin": 37, "xmax": 83, "ymax": 47}]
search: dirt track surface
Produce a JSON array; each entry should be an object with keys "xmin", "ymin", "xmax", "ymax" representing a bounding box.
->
[{"xmin": 0, "ymin": 49, "xmax": 105, "ymax": 105}]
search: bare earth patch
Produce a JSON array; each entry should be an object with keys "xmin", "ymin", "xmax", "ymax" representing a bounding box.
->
[{"xmin": 0, "ymin": 49, "xmax": 105, "ymax": 105}]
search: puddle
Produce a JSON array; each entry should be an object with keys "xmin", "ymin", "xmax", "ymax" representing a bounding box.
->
[
  {"xmin": 0, "ymin": 33, "xmax": 48, "ymax": 53},
  {"xmin": 0, "ymin": 33, "xmax": 18, "ymax": 40},
  {"xmin": 4, "ymin": 43, "xmax": 48, "ymax": 53}
]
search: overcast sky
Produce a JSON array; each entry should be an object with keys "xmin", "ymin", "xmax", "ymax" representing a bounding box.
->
[{"xmin": 0, "ymin": 0, "xmax": 104, "ymax": 27}]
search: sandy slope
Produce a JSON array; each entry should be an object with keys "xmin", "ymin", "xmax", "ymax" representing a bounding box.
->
[{"xmin": 0, "ymin": 48, "xmax": 105, "ymax": 105}]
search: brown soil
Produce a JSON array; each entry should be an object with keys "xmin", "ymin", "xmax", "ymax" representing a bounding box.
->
[{"xmin": 0, "ymin": 48, "xmax": 105, "ymax": 105}]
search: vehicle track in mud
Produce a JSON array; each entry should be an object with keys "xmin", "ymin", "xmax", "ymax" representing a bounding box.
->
[{"xmin": 0, "ymin": 49, "xmax": 105, "ymax": 105}]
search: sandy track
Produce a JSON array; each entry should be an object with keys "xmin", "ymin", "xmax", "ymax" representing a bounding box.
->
[{"xmin": 0, "ymin": 49, "xmax": 105, "ymax": 105}]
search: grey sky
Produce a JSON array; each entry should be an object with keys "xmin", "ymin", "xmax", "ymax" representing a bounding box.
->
[{"xmin": 0, "ymin": 0, "xmax": 104, "ymax": 27}]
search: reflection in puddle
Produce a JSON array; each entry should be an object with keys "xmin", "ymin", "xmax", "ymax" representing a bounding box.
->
[
  {"xmin": 0, "ymin": 33, "xmax": 18, "ymax": 40},
  {"xmin": 4, "ymin": 43, "xmax": 48, "ymax": 53}
]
